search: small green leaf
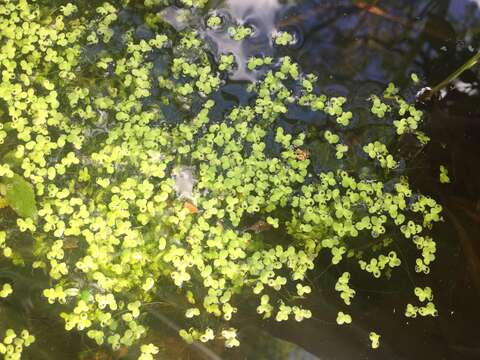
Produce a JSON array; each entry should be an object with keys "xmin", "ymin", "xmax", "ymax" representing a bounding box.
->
[
  {"xmin": 411, "ymin": 73, "xmax": 420, "ymax": 84},
  {"xmin": 3, "ymin": 173, "xmax": 37, "ymax": 218},
  {"xmin": 439, "ymin": 165, "xmax": 451, "ymax": 184}
]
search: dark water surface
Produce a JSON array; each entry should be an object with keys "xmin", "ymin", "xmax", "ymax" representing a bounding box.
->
[{"xmin": 3, "ymin": 1, "xmax": 480, "ymax": 359}]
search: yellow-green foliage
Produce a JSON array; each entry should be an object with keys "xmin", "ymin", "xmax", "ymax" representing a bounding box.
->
[
  {"xmin": 0, "ymin": 0, "xmax": 442, "ymax": 355},
  {"xmin": 228, "ymin": 25, "xmax": 253, "ymax": 41},
  {"xmin": 369, "ymin": 331, "xmax": 380, "ymax": 349},
  {"xmin": 0, "ymin": 329, "xmax": 35, "ymax": 359},
  {"xmin": 273, "ymin": 31, "xmax": 295, "ymax": 46},
  {"xmin": 440, "ymin": 165, "xmax": 451, "ymax": 183}
]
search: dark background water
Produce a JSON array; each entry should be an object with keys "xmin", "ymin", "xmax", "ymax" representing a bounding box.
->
[{"xmin": 2, "ymin": 1, "xmax": 480, "ymax": 359}]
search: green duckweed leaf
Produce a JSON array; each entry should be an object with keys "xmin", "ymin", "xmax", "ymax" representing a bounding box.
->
[{"xmin": 3, "ymin": 173, "xmax": 37, "ymax": 218}]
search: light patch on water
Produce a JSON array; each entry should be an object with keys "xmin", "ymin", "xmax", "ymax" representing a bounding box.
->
[
  {"xmin": 172, "ymin": 166, "xmax": 197, "ymax": 203},
  {"xmin": 225, "ymin": 0, "xmax": 282, "ymax": 27},
  {"xmin": 454, "ymin": 79, "xmax": 479, "ymax": 96}
]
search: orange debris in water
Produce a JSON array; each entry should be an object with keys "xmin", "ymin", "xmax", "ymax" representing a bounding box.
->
[
  {"xmin": 356, "ymin": 1, "xmax": 388, "ymax": 17},
  {"xmin": 245, "ymin": 220, "xmax": 272, "ymax": 234},
  {"xmin": 295, "ymin": 148, "xmax": 310, "ymax": 161},
  {"xmin": 183, "ymin": 201, "xmax": 199, "ymax": 214}
]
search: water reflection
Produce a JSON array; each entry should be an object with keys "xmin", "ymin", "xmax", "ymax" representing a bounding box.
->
[{"xmin": 205, "ymin": 0, "xmax": 288, "ymax": 80}]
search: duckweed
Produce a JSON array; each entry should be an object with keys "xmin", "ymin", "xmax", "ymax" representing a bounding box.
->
[
  {"xmin": 440, "ymin": 165, "xmax": 451, "ymax": 183},
  {"xmin": 207, "ymin": 15, "xmax": 222, "ymax": 29},
  {"xmin": 273, "ymin": 31, "xmax": 295, "ymax": 46},
  {"xmin": 0, "ymin": 0, "xmax": 444, "ymax": 356},
  {"xmin": 228, "ymin": 25, "xmax": 253, "ymax": 41}
]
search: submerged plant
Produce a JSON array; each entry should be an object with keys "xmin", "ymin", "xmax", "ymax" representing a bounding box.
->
[{"xmin": 0, "ymin": 0, "xmax": 444, "ymax": 357}]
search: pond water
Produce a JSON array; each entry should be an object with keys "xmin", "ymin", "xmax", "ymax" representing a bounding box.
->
[{"xmin": 1, "ymin": 0, "xmax": 480, "ymax": 359}]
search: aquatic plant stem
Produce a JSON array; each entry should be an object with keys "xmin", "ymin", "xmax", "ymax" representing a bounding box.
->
[{"xmin": 430, "ymin": 50, "xmax": 480, "ymax": 95}]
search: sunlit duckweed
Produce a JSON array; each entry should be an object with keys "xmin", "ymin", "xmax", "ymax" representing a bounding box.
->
[{"xmin": 0, "ymin": 0, "xmax": 445, "ymax": 356}]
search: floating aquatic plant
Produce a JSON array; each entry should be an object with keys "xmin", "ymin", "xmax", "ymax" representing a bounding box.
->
[
  {"xmin": 0, "ymin": 329, "xmax": 35, "ymax": 359},
  {"xmin": 273, "ymin": 30, "xmax": 295, "ymax": 46},
  {"xmin": 369, "ymin": 331, "xmax": 380, "ymax": 349},
  {"xmin": 0, "ymin": 0, "xmax": 445, "ymax": 357},
  {"xmin": 206, "ymin": 14, "xmax": 222, "ymax": 29},
  {"xmin": 440, "ymin": 165, "xmax": 451, "ymax": 183},
  {"xmin": 228, "ymin": 25, "xmax": 253, "ymax": 41}
]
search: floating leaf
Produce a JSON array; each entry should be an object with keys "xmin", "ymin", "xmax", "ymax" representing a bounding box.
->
[
  {"xmin": 439, "ymin": 165, "xmax": 451, "ymax": 184},
  {"xmin": 3, "ymin": 173, "xmax": 37, "ymax": 218},
  {"xmin": 369, "ymin": 331, "xmax": 381, "ymax": 349},
  {"xmin": 183, "ymin": 201, "xmax": 199, "ymax": 214},
  {"xmin": 411, "ymin": 73, "xmax": 420, "ymax": 84}
]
